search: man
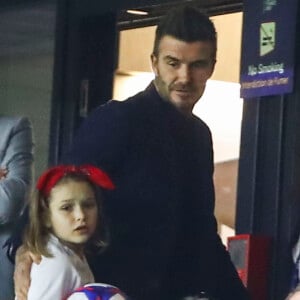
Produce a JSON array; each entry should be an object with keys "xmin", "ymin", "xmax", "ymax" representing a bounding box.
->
[
  {"xmin": 0, "ymin": 116, "xmax": 34, "ymax": 300},
  {"xmin": 13, "ymin": 6, "xmax": 249, "ymax": 300}
]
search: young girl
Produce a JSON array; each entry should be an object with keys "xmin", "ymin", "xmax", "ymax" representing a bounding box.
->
[{"xmin": 22, "ymin": 164, "xmax": 115, "ymax": 300}]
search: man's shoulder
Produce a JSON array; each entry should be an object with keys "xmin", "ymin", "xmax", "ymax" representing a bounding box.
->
[
  {"xmin": 107, "ymin": 88, "xmax": 150, "ymax": 108},
  {"xmin": 89, "ymin": 89, "xmax": 152, "ymax": 120},
  {"xmin": 192, "ymin": 114, "xmax": 211, "ymax": 131}
]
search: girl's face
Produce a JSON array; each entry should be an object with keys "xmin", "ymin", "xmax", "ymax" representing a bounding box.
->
[{"xmin": 47, "ymin": 180, "xmax": 98, "ymax": 254}]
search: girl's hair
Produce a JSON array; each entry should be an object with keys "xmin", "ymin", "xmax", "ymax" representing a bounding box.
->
[{"xmin": 23, "ymin": 169, "xmax": 112, "ymax": 257}]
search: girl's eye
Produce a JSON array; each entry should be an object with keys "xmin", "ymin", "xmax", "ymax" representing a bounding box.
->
[
  {"xmin": 83, "ymin": 201, "xmax": 96, "ymax": 209},
  {"xmin": 61, "ymin": 205, "xmax": 72, "ymax": 211}
]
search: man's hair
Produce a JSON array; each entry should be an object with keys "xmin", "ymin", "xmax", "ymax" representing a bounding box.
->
[{"xmin": 153, "ymin": 5, "xmax": 217, "ymax": 59}]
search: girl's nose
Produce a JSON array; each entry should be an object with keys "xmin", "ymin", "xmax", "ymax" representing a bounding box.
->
[{"xmin": 74, "ymin": 207, "xmax": 85, "ymax": 221}]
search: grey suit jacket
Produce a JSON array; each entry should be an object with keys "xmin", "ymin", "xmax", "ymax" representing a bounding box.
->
[
  {"xmin": 0, "ymin": 116, "xmax": 34, "ymax": 224},
  {"xmin": 0, "ymin": 116, "xmax": 34, "ymax": 300}
]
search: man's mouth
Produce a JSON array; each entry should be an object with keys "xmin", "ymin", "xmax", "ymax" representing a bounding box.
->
[
  {"xmin": 172, "ymin": 85, "xmax": 193, "ymax": 94},
  {"xmin": 174, "ymin": 89, "xmax": 192, "ymax": 96}
]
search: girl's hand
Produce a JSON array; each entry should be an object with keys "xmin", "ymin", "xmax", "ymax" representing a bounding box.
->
[{"xmin": 14, "ymin": 246, "xmax": 41, "ymax": 300}]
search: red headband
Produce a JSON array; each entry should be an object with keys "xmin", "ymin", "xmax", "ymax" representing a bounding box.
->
[{"xmin": 36, "ymin": 164, "xmax": 115, "ymax": 197}]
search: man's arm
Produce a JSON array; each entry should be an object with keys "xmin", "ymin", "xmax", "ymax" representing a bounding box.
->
[
  {"xmin": 62, "ymin": 101, "xmax": 130, "ymax": 173},
  {"xmin": 14, "ymin": 246, "xmax": 40, "ymax": 300},
  {"xmin": 195, "ymin": 123, "xmax": 250, "ymax": 299}
]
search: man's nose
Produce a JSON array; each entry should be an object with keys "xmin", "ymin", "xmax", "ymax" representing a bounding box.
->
[{"xmin": 177, "ymin": 65, "xmax": 191, "ymax": 82}]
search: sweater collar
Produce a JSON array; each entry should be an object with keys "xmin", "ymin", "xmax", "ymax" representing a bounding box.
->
[{"xmin": 144, "ymin": 81, "xmax": 197, "ymax": 122}]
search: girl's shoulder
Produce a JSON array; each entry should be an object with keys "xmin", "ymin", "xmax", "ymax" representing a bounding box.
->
[
  {"xmin": 32, "ymin": 238, "xmax": 73, "ymax": 274},
  {"xmin": 46, "ymin": 235, "xmax": 75, "ymax": 261},
  {"xmin": 28, "ymin": 242, "xmax": 75, "ymax": 300},
  {"xmin": 29, "ymin": 236, "xmax": 75, "ymax": 292}
]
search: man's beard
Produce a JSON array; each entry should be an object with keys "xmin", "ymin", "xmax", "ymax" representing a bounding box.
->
[{"xmin": 154, "ymin": 74, "xmax": 197, "ymax": 100}]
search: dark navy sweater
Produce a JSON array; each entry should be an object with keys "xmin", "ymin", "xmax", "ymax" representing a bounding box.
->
[{"xmin": 66, "ymin": 82, "xmax": 249, "ymax": 300}]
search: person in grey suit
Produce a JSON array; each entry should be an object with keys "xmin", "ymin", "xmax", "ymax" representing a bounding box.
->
[{"xmin": 0, "ymin": 116, "xmax": 34, "ymax": 300}]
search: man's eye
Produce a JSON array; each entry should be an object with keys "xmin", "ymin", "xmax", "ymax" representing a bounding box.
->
[
  {"xmin": 193, "ymin": 61, "xmax": 209, "ymax": 68},
  {"xmin": 167, "ymin": 60, "xmax": 179, "ymax": 67}
]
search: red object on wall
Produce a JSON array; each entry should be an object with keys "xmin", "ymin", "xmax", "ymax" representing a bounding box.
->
[{"xmin": 227, "ymin": 234, "xmax": 272, "ymax": 300}]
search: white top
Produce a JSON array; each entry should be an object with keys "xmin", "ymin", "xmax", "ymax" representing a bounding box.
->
[{"xmin": 27, "ymin": 234, "xmax": 94, "ymax": 300}]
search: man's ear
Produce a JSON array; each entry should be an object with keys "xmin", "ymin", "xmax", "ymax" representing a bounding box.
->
[
  {"xmin": 151, "ymin": 54, "xmax": 158, "ymax": 76},
  {"xmin": 209, "ymin": 59, "xmax": 217, "ymax": 78}
]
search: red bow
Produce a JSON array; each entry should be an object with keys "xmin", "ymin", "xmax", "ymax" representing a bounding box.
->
[{"xmin": 36, "ymin": 165, "xmax": 115, "ymax": 197}]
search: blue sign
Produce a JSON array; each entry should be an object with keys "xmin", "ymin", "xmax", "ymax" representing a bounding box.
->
[{"xmin": 240, "ymin": 0, "xmax": 298, "ymax": 98}]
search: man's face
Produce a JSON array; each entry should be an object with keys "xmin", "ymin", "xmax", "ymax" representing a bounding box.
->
[{"xmin": 151, "ymin": 35, "xmax": 216, "ymax": 115}]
